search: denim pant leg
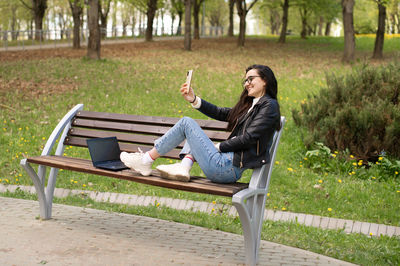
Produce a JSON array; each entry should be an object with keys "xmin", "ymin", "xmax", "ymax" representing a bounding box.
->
[{"xmin": 154, "ymin": 117, "xmax": 242, "ymax": 183}]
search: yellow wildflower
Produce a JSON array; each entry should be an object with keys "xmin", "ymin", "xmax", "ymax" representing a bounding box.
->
[
  {"xmin": 379, "ymin": 157, "xmax": 383, "ymax": 161},
  {"xmin": 350, "ymin": 155, "xmax": 354, "ymax": 159},
  {"xmin": 318, "ymin": 180, "xmax": 323, "ymax": 183},
  {"xmin": 372, "ymin": 176, "xmax": 376, "ymax": 180},
  {"xmin": 328, "ymin": 208, "xmax": 332, "ymax": 212},
  {"xmin": 287, "ymin": 167, "xmax": 293, "ymax": 172},
  {"xmin": 338, "ymin": 179, "xmax": 342, "ymax": 183},
  {"xmin": 282, "ymin": 207, "xmax": 287, "ymax": 211},
  {"xmin": 212, "ymin": 201, "xmax": 216, "ymax": 204}
]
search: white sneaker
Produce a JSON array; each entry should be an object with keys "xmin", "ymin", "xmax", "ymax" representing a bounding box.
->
[
  {"xmin": 120, "ymin": 151, "xmax": 152, "ymax": 176},
  {"xmin": 156, "ymin": 163, "xmax": 191, "ymax": 182}
]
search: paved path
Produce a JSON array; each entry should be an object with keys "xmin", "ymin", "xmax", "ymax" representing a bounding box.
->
[
  {"xmin": 1, "ymin": 184, "xmax": 399, "ymax": 238},
  {"xmin": 0, "ymin": 196, "xmax": 355, "ymax": 266}
]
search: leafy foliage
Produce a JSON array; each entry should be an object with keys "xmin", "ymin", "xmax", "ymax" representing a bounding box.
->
[
  {"xmin": 292, "ymin": 62, "xmax": 400, "ymax": 161},
  {"xmin": 303, "ymin": 142, "xmax": 400, "ymax": 181}
]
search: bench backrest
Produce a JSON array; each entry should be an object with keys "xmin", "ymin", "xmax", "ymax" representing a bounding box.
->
[{"xmin": 64, "ymin": 110, "xmax": 231, "ymax": 159}]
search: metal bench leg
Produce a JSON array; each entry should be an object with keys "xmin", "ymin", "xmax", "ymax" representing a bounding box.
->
[
  {"xmin": 233, "ymin": 193, "xmax": 266, "ymax": 266},
  {"xmin": 20, "ymin": 159, "xmax": 51, "ymax": 219}
]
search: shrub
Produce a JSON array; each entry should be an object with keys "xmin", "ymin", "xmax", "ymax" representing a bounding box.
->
[{"xmin": 292, "ymin": 63, "xmax": 400, "ymax": 161}]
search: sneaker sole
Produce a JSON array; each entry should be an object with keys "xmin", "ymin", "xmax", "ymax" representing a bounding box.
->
[{"xmin": 157, "ymin": 169, "xmax": 190, "ymax": 182}]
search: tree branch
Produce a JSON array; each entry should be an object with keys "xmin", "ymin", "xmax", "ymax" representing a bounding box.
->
[
  {"xmin": 19, "ymin": 0, "xmax": 33, "ymax": 10},
  {"xmin": 246, "ymin": 0, "xmax": 258, "ymax": 12}
]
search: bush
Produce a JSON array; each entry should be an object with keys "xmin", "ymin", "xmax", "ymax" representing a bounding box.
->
[{"xmin": 292, "ymin": 63, "xmax": 400, "ymax": 161}]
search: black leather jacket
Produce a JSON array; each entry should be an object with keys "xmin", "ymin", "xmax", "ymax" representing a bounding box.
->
[{"xmin": 198, "ymin": 95, "xmax": 281, "ymax": 169}]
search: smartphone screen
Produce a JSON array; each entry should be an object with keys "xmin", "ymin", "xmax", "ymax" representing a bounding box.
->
[{"xmin": 186, "ymin": 70, "xmax": 193, "ymax": 93}]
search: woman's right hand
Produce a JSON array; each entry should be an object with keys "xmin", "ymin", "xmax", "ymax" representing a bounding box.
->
[{"xmin": 180, "ymin": 83, "xmax": 196, "ymax": 103}]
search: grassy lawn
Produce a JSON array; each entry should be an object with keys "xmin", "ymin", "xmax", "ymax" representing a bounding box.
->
[{"xmin": 1, "ymin": 36, "xmax": 399, "ymax": 265}]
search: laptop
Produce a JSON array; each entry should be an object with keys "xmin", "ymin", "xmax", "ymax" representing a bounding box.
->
[{"xmin": 87, "ymin": 137, "xmax": 129, "ymax": 171}]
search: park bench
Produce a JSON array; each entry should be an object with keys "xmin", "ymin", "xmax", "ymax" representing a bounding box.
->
[{"xmin": 20, "ymin": 103, "xmax": 285, "ymax": 265}]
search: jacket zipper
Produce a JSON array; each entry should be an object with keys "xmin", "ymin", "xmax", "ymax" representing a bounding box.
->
[{"xmin": 257, "ymin": 140, "xmax": 260, "ymax": 156}]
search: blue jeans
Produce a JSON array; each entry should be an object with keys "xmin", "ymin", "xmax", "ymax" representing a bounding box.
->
[{"xmin": 154, "ymin": 117, "xmax": 244, "ymax": 183}]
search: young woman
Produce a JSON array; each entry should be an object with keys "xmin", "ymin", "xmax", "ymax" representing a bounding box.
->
[{"xmin": 120, "ymin": 64, "xmax": 281, "ymax": 183}]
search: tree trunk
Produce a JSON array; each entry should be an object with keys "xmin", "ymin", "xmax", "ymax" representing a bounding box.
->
[
  {"xmin": 193, "ymin": 0, "xmax": 203, "ymax": 40},
  {"xmin": 373, "ymin": 1, "xmax": 386, "ymax": 59},
  {"xmin": 32, "ymin": 0, "xmax": 47, "ymax": 41},
  {"xmin": 342, "ymin": 0, "xmax": 355, "ymax": 62},
  {"xmin": 300, "ymin": 8, "xmax": 307, "ymax": 39},
  {"xmin": 87, "ymin": 0, "xmax": 101, "ymax": 60},
  {"xmin": 184, "ymin": 0, "xmax": 191, "ymax": 50},
  {"xmin": 236, "ymin": 0, "xmax": 246, "ymax": 47},
  {"xmin": 325, "ymin": 21, "xmax": 331, "ymax": 36},
  {"xmin": 99, "ymin": 0, "xmax": 111, "ymax": 39},
  {"xmin": 146, "ymin": 0, "xmax": 158, "ymax": 41},
  {"xmin": 318, "ymin": 16, "xmax": 324, "ymax": 36},
  {"xmin": 278, "ymin": 0, "xmax": 289, "ymax": 43},
  {"xmin": 69, "ymin": 0, "xmax": 83, "ymax": 49},
  {"xmin": 228, "ymin": 0, "xmax": 235, "ymax": 37},
  {"xmin": 176, "ymin": 11, "xmax": 183, "ymax": 35}
]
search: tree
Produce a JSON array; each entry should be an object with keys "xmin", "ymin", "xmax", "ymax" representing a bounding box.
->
[
  {"xmin": 68, "ymin": 0, "xmax": 83, "ymax": 48},
  {"xmin": 236, "ymin": 0, "xmax": 258, "ymax": 46},
  {"xmin": 228, "ymin": 0, "xmax": 235, "ymax": 36},
  {"xmin": 170, "ymin": 0, "xmax": 184, "ymax": 35},
  {"xmin": 184, "ymin": 0, "xmax": 191, "ymax": 50},
  {"xmin": 144, "ymin": 0, "xmax": 158, "ymax": 40},
  {"xmin": 278, "ymin": 0, "xmax": 289, "ymax": 43},
  {"xmin": 20, "ymin": 0, "xmax": 48, "ymax": 40},
  {"xmin": 87, "ymin": 0, "xmax": 101, "ymax": 59},
  {"xmin": 342, "ymin": 0, "xmax": 355, "ymax": 62},
  {"xmin": 206, "ymin": 0, "xmax": 228, "ymax": 35},
  {"xmin": 193, "ymin": 0, "xmax": 205, "ymax": 39},
  {"xmin": 99, "ymin": 0, "xmax": 111, "ymax": 39},
  {"xmin": 372, "ymin": 0, "xmax": 387, "ymax": 59}
]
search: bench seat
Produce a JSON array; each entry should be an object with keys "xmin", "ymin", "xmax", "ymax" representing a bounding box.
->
[{"xmin": 27, "ymin": 155, "xmax": 248, "ymax": 197}]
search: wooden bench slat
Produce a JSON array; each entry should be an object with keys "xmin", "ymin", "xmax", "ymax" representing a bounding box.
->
[
  {"xmin": 76, "ymin": 110, "xmax": 229, "ymax": 130},
  {"xmin": 64, "ymin": 136, "xmax": 183, "ymax": 159},
  {"xmin": 27, "ymin": 156, "xmax": 248, "ymax": 197},
  {"xmin": 72, "ymin": 118, "xmax": 230, "ymax": 141},
  {"xmin": 68, "ymin": 128, "xmax": 185, "ymax": 148}
]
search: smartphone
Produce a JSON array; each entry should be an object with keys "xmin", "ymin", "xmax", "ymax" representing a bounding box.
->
[{"xmin": 185, "ymin": 70, "xmax": 193, "ymax": 93}]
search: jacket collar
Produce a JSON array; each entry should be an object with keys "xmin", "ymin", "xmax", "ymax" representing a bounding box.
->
[{"xmin": 236, "ymin": 95, "xmax": 271, "ymax": 125}]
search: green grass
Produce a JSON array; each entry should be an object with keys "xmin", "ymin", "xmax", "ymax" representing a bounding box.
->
[{"xmin": 1, "ymin": 36, "xmax": 400, "ymax": 265}]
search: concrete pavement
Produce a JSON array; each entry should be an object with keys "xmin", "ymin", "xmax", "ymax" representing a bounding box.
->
[{"xmin": 0, "ymin": 196, "xmax": 356, "ymax": 265}]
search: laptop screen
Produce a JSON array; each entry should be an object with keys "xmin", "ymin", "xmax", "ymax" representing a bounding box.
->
[{"xmin": 87, "ymin": 137, "xmax": 121, "ymax": 163}]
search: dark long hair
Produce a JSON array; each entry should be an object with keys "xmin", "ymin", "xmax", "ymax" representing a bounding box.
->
[{"xmin": 226, "ymin": 65, "xmax": 278, "ymax": 131}]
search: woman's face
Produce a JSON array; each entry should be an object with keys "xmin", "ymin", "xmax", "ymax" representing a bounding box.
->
[{"xmin": 243, "ymin": 69, "xmax": 266, "ymax": 98}]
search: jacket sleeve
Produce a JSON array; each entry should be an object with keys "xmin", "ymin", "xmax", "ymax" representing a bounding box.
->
[
  {"xmin": 197, "ymin": 98, "xmax": 231, "ymax": 122},
  {"xmin": 219, "ymin": 100, "xmax": 280, "ymax": 152}
]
